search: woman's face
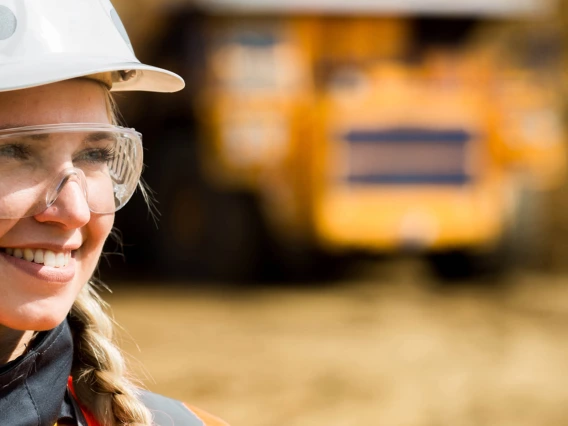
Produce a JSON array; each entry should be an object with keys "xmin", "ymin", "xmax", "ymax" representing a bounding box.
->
[{"xmin": 0, "ymin": 79, "xmax": 114, "ymax": 331}]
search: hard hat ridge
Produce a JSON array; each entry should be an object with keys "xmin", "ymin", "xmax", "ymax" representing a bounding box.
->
[{"xmin": 0, "ymin": 0, "xmax": 184, "ymax": 93}]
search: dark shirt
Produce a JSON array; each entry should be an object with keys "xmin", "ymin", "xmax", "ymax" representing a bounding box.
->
[
  {"xmin": 0, "ymin": 319, "xmax": 209, "ymax": 426},
  {"xmin": 0, "ymin": 321, "xmax": 74, "ymax": 425}
]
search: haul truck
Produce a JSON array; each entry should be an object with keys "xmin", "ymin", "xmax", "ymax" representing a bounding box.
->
[{"xmin": 121, "ymin": 0, "xmax": 564, "ymax": 281}]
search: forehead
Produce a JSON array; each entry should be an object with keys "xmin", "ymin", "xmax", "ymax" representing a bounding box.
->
[{"xmin": 0, "ymin": 79, "xmax": 110, "ymax": 128}]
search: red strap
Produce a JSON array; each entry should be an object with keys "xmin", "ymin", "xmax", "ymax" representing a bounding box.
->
[{"xmin": 67, "ymin": 377, "xmax": 102, "ymax": 426}]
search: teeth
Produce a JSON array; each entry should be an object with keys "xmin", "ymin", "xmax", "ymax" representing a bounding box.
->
[
  {"xmin": 34, "ymin": 249, "xmax": 44, "ymax": 264},
  {"xmin": 24, "ymin": 248, "xmax": 34, "ymax": 262},
  {"xmin": 55, "ymin": 253, "xmax": 65, "ymax": 268},
  {"xmin": 4, "ymin": 247, "xmax": 70, "ymax": 268},
  {"xmin": 43, "ymin": 250, "xmax": 56, "ymax": 267}
]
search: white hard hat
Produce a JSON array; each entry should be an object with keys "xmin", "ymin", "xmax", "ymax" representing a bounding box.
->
[{"xmin": 0, "ymin": 0, "xmax": 185, "ymax": 93}]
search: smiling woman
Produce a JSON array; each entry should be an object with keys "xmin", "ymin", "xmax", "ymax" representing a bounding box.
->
[{"xmin": 0, "ymin": 1, "xmax": 228, "ymax": 426}]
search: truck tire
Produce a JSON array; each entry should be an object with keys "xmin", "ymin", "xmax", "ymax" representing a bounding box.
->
[{"xmin": 427, "ymin": 182, "xmax": 544, "ymax": 281}]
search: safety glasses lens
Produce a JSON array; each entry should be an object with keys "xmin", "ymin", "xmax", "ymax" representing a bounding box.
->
[{"xmin": 0, "ymin": 125, "xmax": 143, "ymax": 219}]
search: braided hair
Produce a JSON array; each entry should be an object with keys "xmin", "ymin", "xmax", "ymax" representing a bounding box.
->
[{"xmin": 69, "ymin": 283, "xmax": 152, "ymax": 425}]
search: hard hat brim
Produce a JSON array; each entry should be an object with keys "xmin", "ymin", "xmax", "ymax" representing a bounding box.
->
[{"xmin": 0, "ymin": 56, "xmax": 185, "ymax": 93}]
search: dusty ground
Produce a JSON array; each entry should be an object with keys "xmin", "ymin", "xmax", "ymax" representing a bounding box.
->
[{"xmin": 106, "ymin": 261, "xmax": 568, "ymax": 426}]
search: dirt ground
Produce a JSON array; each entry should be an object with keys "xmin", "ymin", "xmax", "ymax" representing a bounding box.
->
[{"xmin": 106, "ymin": 261, "xmax": 568, "ymax": 426}]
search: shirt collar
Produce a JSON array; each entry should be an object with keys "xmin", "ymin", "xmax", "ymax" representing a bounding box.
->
[{"xmin": 0, "ymin": 319, "xmax": 75, "ymax": 425}]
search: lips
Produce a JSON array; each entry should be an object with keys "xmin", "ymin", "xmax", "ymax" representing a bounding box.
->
[{"xmin": 0, "ymin": 249, "xmax": 76, "ymax": 283}]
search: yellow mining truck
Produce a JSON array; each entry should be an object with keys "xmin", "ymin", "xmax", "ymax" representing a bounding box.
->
[
  {"xmin": 125, "ymin": 0, "xmax": 563, "ymax": 281},
  {"xmin": 186, "ymin": 0, "xmax": 566, "ymax": 279},
  {"xmin": 185, "ymin": 0, "xmax": 567, "ymax": 280}
]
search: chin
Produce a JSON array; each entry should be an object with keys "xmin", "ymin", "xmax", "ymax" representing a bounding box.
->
[
  {"xmin": 27, "ymin": 314, "xmax": 69, "ymax": 332},
  {"xmin": 0, "ymin": 297, "xmax": 76, "ymax": 331},
  {"xmin": 1, "ymin": 314, "xmax": 68, "ymax": 332}
]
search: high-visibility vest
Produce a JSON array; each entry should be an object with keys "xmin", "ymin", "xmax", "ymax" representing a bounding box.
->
[{"xmin": 59, "ymin": 377, "xmax": 229, "ymax": 426}]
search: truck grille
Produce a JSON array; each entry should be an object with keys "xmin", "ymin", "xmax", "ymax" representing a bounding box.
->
[{"xmin": 343, "ymin": 127, "xmax": 472, "ymax": 185}]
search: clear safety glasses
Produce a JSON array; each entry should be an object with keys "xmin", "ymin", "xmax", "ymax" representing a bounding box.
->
[{"xmin": 0, "ymin": 123, "xmax": 143, "ymax": 219}]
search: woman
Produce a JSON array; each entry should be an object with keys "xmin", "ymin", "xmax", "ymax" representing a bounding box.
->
[{"xmin": 0, "ymin": 1, "xmax": 228, "ymax": 425}]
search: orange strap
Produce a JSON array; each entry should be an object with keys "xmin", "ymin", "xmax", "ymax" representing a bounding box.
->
[{"xmin": 185, "ymin": 404, "xmax": 231, "ymax": 426}]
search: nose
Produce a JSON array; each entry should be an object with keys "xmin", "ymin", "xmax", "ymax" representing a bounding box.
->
[{"xmin": 33, "ymin": 173, "xmax": 91, "ymax": 229}]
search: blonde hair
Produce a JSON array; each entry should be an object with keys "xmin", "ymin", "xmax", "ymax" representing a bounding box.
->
[{"xmin": 68, "ymin": 80, "xmax": 153, "ymax": 425}]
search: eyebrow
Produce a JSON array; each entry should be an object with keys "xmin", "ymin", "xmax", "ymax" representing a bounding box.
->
[
  {"xmin": 0, "ymin": 128, "xmax": 50, "ymax": 140},
  {"xmin": 84, "ymin": 131, "xmax": 118, "ymax": 143},
  {"xmin": 0, "ymin": 127, "xmax": 117, "ymax": 143},
  {"xmin": 0, "ymin": 123, "xmax": 25, "ymax": 131},
  {"xmin": 0, "ymin": 123, "xmax": 51, "ymax": 139}
]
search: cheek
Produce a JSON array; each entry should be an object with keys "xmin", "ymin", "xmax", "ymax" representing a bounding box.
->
[
  {"xmin": 82, "ymin": 214, "xmax": 114, "ymax": 262},
  {"xmin": 0, "ymin": 219, "xmax": 20, "ymax": 237},
  {"xmin": 93, "ymin": 214, "xmax": 114, "ymax": 244}
]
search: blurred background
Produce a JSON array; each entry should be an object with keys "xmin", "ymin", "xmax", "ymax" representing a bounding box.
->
[{"xmin": 99, "ymin": 0, "xmax": 568, "ymax": 424}]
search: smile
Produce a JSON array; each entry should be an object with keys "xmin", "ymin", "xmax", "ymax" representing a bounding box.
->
[{"xmin": 2, "ymin": 248, "xmax": 71, "ymax": 268}]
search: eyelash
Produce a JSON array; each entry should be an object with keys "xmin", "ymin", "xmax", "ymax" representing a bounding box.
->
[
  {"xmin": 0, "ymin": 144, "xmax": 116, "ymax": 164},
  {"xmin": 76, "ymin": 146, "xmax": 116, "ymax": 164},
  {"xmin": 0, "ymin": 143, "xmax": 32, "ymax": 160}
]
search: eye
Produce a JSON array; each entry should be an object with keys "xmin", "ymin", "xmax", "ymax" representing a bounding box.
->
[
  {"xmin": 75, "ymin": 146, "xmax": 116, "ymax": 164},
  {"xmin": 0, "ymin": 143, "xmax": 31, "ymax": 160}
]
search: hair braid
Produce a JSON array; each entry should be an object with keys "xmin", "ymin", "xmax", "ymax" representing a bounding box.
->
[{"xmin": 69, "ymin": 282, "xmax": 153, "ymax": 426}]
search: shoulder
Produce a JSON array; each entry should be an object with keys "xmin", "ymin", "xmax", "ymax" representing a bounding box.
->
[{"xmin": 139, "ymin": 390, "xmax": 230, "ymax": 426}]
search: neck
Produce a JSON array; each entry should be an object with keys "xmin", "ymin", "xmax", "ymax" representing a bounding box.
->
[{"xmin": 0, "ymin": 326, "xmax": 36, "ymax": 365}]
